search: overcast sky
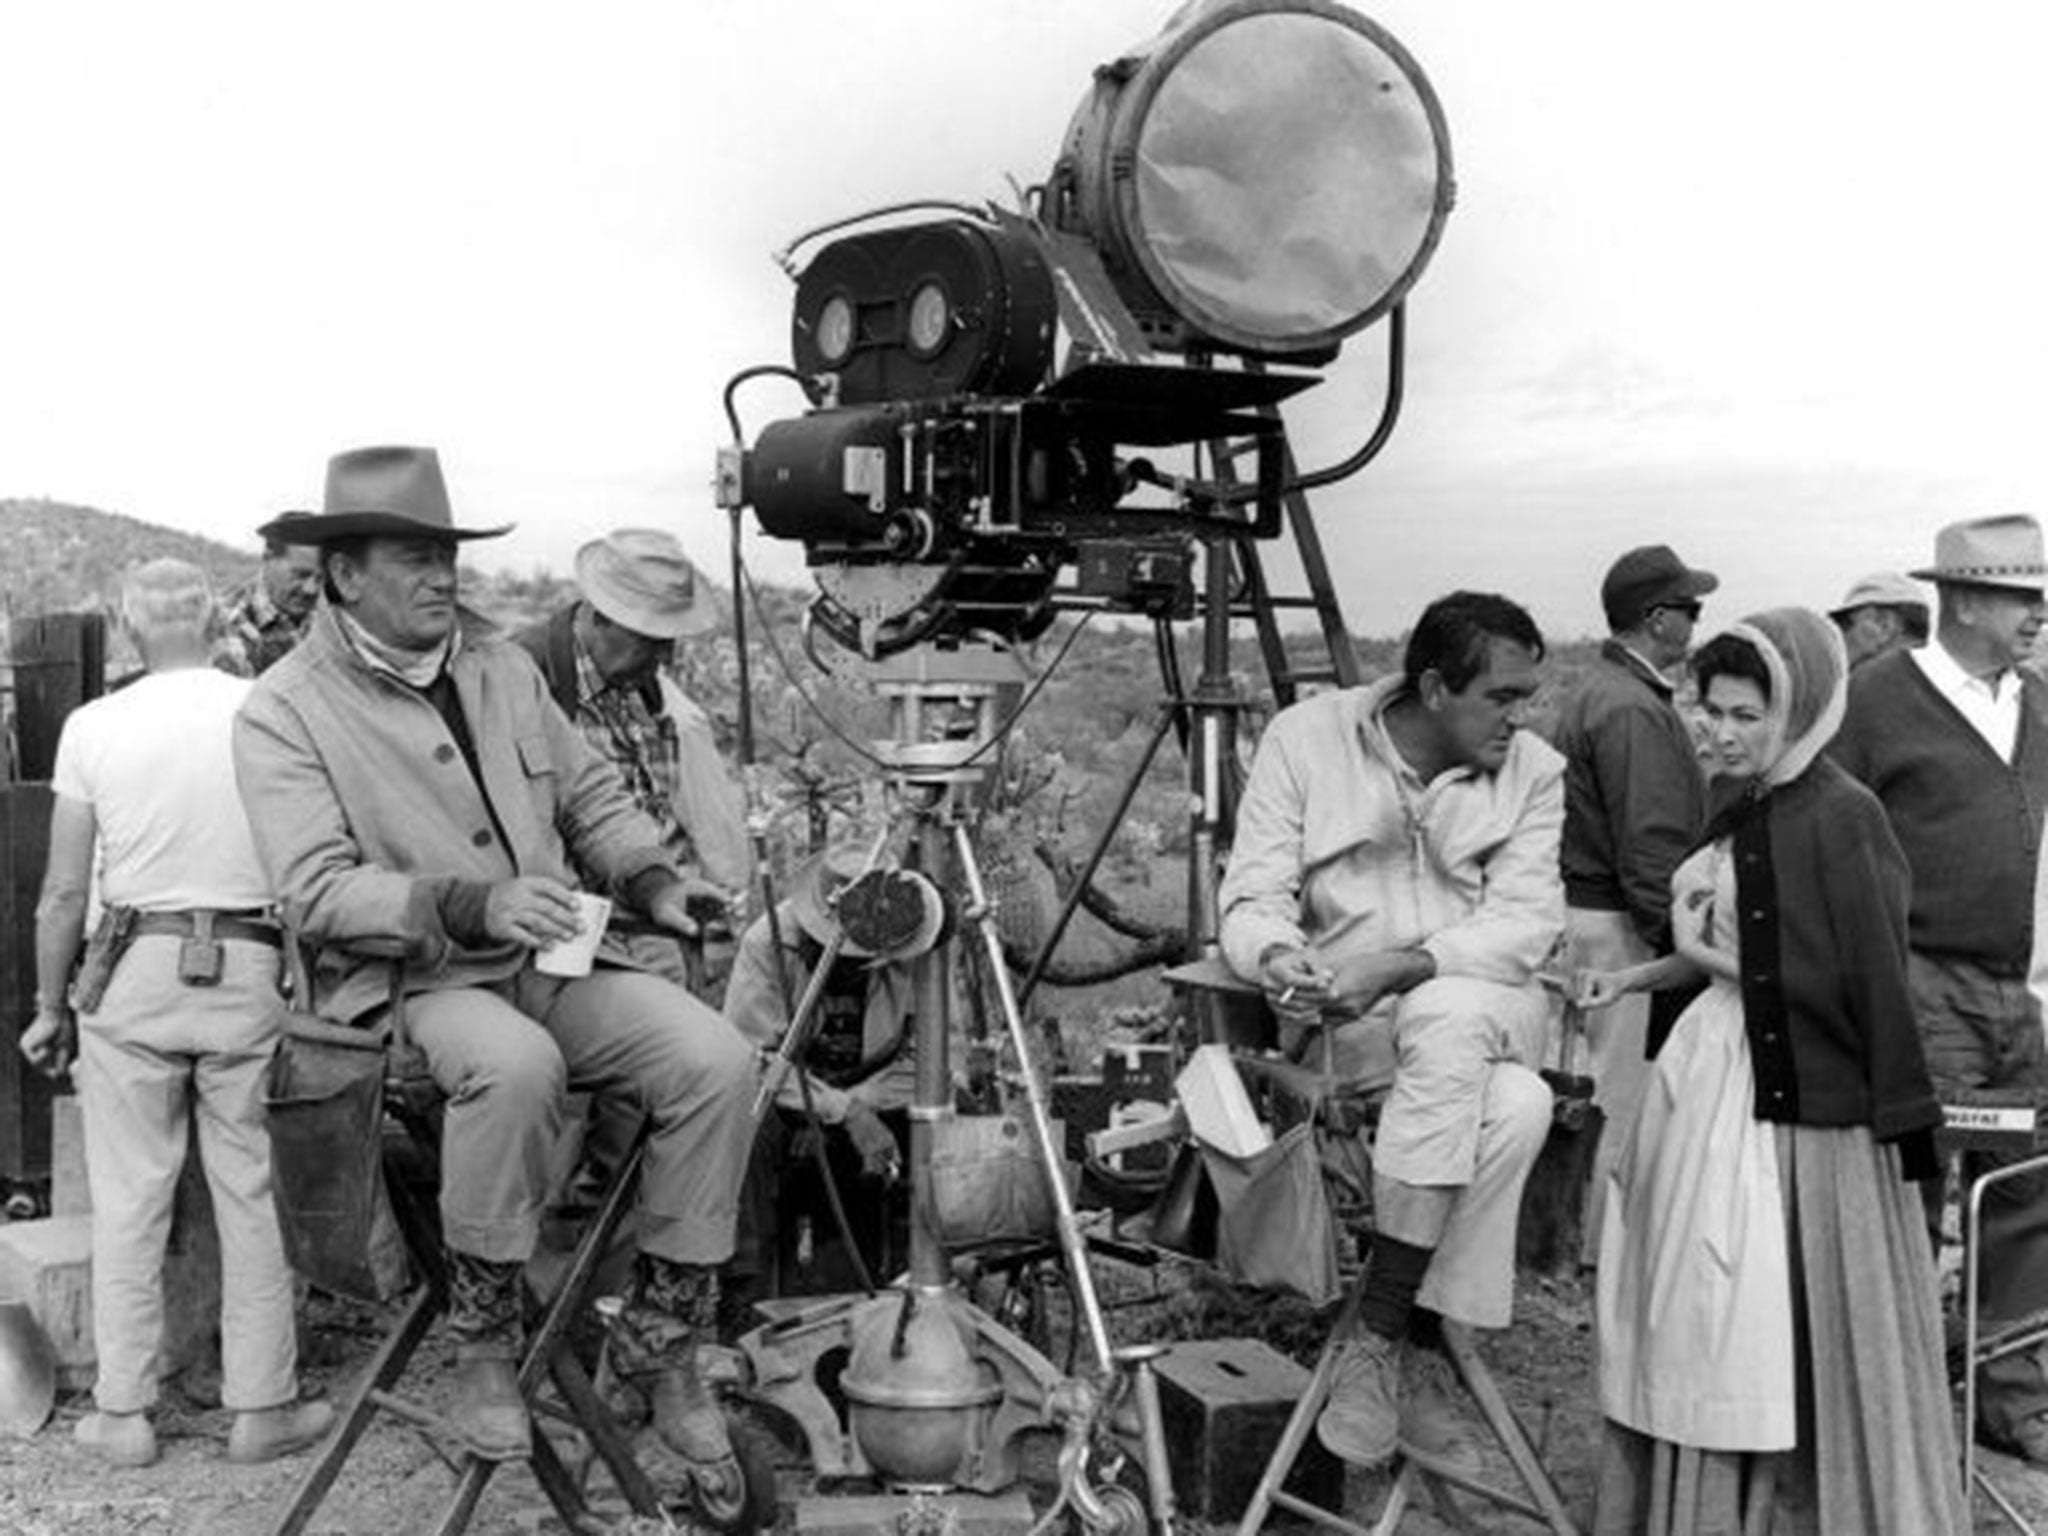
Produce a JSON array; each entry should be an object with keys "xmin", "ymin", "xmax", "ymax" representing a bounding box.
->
[{"xmin": 5, "ymin": 1, "xmax": 2046, "ymax": 638}]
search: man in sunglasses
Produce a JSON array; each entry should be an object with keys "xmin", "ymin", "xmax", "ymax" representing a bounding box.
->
[{"xmin": 1553, "ymin": 544, "xmax": 1719, "ymax": 1266}]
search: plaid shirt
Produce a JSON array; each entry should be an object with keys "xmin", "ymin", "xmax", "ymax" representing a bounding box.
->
[
  {"xmin": 572, "ymin": 637, "xmax": 695, "ymax": 869},
  {"xmin": 213, "ymin": 581, "xmax": 309, "ymax": 678}
]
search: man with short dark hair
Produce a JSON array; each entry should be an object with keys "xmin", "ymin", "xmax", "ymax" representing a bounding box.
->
[
  {"xmin": 1828, "ymin": 570, "xmax": 1931, "ymax": 669},
  {"xmin": 232, "ymin": 446, "xmax": 757, "ymax": 1515},
  {"xmin": 1554, "ymin": 544, "xmax": 1717, "ymax": 1264},
  {"xmin": 1220, "ymin": 590, "xmax": 1562, "ymax": 1470},
  {"xmin": 1833, "ymin": 513, "xmax": 2048, "ymax": 1463},
  {"xmin": 215, "ymin": 515, "xmax": 322, "ymax": 677}
]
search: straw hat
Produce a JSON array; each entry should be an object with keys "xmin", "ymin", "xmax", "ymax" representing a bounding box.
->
[
  {"xmin": 1828, "ymin": 571, "xmax": 1926, "ymax": 618},
  {"xmin": 786, "ymin": 840, "xmax": 945, "ymax": 960},
  {"xmin": 574, "ymin": 529, "xmax": 720, "ymax": 640}
]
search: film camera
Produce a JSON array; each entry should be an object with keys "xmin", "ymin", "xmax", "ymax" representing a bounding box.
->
[{"xmin": 715, "ymin": 0, "xmax": 1454, "ymax": 659}]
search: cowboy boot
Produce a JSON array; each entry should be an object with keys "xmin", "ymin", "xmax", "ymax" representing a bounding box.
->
[
  {"xmin": 445, "ymin": 1251, "xmax": 531, "ymax": 1462},
  {"xmin": 607, "ymin": 1255, "xmax": 747, "ymax": 1527}
]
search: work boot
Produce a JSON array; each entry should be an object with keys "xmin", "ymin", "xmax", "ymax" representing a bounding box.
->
[
  {"xmin": 607, "ymin": 1255, "xmax": 747, "ymax": 1527},
  {"xmin": 445, "ymin": 1251, "xmax": 531, "ymax": 1462},
  {"xmin": 1316, "ymin": 1331, "xmax": 1400, "ymax": 1467},
  {"xmin": 74, "ymin": 1409, "xmax": 158, "ymax": 1468},
  {"xmin": 227, "ymin": 1398, "xmax": 337, "ymax": 1464},
  {"xmin": 1398, "ymin": 1342, "xmax": 1482, "ymax": 1476}
]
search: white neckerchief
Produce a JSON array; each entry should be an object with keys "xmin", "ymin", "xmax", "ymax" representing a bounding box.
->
[
  {"xmin": 337, "ymin": 608, "xmax": 460, "ymax": 690},
  {"xmin": 1913, "ymin": 638, "xmax": 2020, "ymax": 762}
]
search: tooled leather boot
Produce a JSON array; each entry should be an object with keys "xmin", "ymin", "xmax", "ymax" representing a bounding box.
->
[
  {"xmin": 445, "ymin": 1251, "xmax": 531, "ymax": 1462},
  {"xmin": 606, "ymin": 1255, "xmax": 746, "ymax": 1526}
]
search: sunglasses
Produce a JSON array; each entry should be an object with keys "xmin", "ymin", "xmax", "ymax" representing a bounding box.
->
[{"xmin": 1654, "ymin": 600, "xmax": 1704, "ymax": 621}]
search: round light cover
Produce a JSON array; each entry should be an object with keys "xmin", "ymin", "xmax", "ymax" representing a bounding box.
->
[
  {"xmin": 815, "ymin": 293, "xmax": 857, "ymax": 365},
  {"xmin": 1052, "ymin": 0, "xmax": 1452, "ymax": 356},
  {"xmin": 906, "ymin": 281, "xmax": 951, "ymax": 357}
]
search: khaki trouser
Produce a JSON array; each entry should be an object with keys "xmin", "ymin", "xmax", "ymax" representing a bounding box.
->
[
  {"xmin": 1333, "ymin": 976, "xmax": 1554, "ymax": 1328},
  {"xmin": 1566, "ymin": 907, "xmax": 1655, "ymax": 1267},
  {"xmin": 404, "ymin": 964, "xmax": 755, "ymax": 1266},
  {"xmin": 75, "ymin": 934, "xmax": 298, "ymax": 1414}
]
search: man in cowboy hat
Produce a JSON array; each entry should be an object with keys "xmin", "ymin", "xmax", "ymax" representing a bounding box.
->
[
  {"xmin": 1833, "ymin": 512, "xmax": 2048, "ymax": 1462},
  {"xmin": 1828, "ymin": 570, "xmax": 1930, "ymax": 670},
  {"xmin": 231, "ymin": 446, "xmax": 758, "ymax": 1512},
  {"xmin": 1554, "ymin": 544, "xmax": 1718, "ymax": 1267},
  {"xmin": 718, "ymin": 836, "xmax": 920, "ymax": 1324},
  {"xmin": 512, "ymin": 527, "xmax": 751, "ymax": 998}
]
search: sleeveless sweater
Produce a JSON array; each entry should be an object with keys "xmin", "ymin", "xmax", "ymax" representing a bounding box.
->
[{"xmin": 1829, "ymin": 648, "xmax": 2048, "ymax": 972}]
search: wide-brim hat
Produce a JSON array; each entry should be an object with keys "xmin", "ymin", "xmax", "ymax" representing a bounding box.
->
[
  {"xmin": 1828, "ymin": 570, "xmax": 1927, "ymax": 618},
  {"xmin": 1910, "ymin": 514, "xmax": 2048, "ymax": 591},
  {"xmin": 785, "ymin": 840, "xmax": 946, "ymax": 961},
  {"xmin": 788, "ymin": 840, "xmax": 881, "ymax": 958},
  {"xmin": 258, "ymin": 445, "xmax": 513, "ymax": 545},
  {"xmin": 575, "ymin": 528, "xmax": 721, "ymax": 640}
]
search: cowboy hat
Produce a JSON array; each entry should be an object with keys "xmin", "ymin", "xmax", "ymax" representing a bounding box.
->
[
  {"xmin": 1910, "ymin": 514, "xmax": 2048, "ymax": 591},
  {"xmin": 1828, "ymin": 570, "xmax": 1927, "ymax": 618},
  {"xmin": 257, "ymin": 445, "xmax": 512, "ymax": 545},
  {"xmin": 786, "ymin": 839, "xmax": 946, "ymax": 960},
  {"xmin": 575, "ymin": 529, "xmax": 721, "ymax": 640}
]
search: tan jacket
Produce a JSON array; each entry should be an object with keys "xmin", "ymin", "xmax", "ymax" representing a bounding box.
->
[
  {"xmin": 1219, "ymin": 675, "xmax": 1566, "ymax": 990},
  {"xmin": 233, "ymin": 607, "xmax": 673, "ymax": 1023}
]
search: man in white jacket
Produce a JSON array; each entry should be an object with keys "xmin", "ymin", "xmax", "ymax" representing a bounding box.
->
[{"xmin": 1219, "ymin": 590, "xmax": 1563, "ymax": 1470}]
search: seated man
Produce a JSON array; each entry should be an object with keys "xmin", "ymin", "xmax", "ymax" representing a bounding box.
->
[
  {"xmin": 512, "ymin": 526, "xmax": 752, "ymax": 1000},
  {"xmin": 1218, "ymin": 590, "xmax": 1562, "ymax": 1469},
  {"xmin": 720, "ymin": 839, "xmax": 915, "ymax": 1315},
  {"xmin": 231, "ymin": 445, "xmax": 756, "ymax": 1508}
]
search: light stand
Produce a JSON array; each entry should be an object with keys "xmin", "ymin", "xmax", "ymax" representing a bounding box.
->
[{"xmin": 737, "ymin": 642, "xmax": 1171, "ymax": 1536}]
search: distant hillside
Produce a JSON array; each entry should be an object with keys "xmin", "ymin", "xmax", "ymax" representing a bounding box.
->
[{"xmin": 0, "ymin": 498, "xmax": 258, "ymax": 624}]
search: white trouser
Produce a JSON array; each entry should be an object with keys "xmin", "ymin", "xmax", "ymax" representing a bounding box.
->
[
  {"xmin": 1566, "ymin": 907, "xmax": 1654, "ymax": 1267},
  {"xmin": 75, "ymin": 935, "xmax": 297, "ymax": 1414},
  {"xmin": 1333, "ymin": 976, "xmax": 1555, "ymax": 1328}
]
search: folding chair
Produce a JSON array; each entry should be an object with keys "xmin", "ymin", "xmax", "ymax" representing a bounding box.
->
[
  {"xmin": 267, "ymin": 941, "xmax": 674, "ymax": 1536},
  {"xmin": 1941, "ymin": 1089, "xmax": 2048, "ymax": 1535},
  {"xmin": 1160, "ymin": 957, "xmax": 1581, "ymax": 1536}
]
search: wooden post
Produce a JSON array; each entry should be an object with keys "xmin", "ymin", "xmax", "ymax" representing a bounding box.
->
[
  {"xmin": 8, "ymin": 612, "xmax": 106, "ymax": 782},
  {"xmin": 0, "ymin": 782, "xmax": 56, "ymax": 1185}
]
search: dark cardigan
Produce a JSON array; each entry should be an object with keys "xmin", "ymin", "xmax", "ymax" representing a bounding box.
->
[
  {"xmin": 1829, "ymin": 647, "xmax": 2048, "ymax": 972},
  {"xmin": 1655, "ymin": 758, "xmax": 1943, "ymax": 1178}
]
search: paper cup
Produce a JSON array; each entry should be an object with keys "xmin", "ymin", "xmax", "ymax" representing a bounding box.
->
[{"xmin": 534, "ymin": 893, "xmax": 612, "ymax": 978}]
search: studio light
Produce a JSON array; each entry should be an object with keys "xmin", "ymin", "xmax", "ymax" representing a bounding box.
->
[{"xmin": 1046, "ymin": 0, "xmax": 1453, "ymax": 359}]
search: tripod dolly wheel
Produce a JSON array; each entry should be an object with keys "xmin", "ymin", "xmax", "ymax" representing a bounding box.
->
[{"xmin": 683, "ymin": 1414, "xmax": 780, "ymax": 1534}]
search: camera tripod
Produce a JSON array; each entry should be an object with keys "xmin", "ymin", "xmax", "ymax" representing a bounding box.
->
[{"xmin": 734, "ymin": 640, "xmax": 1176, "ymax": 1536}]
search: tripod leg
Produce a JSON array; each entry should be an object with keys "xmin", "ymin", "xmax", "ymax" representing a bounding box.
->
[{"xmin": 950, "ymin": 819, "xmax": 1116, "ymax": 1381}]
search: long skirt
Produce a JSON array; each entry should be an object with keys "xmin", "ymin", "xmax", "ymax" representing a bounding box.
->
[{"xmin": 1594, "ymin": 993, "xmax": 1964, "ymax": 1533}]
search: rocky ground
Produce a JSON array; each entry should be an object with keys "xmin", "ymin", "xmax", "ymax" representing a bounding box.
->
[{"xmin": 3, "ymin": 1258, "xmax": 2047, "ymax": 1535}]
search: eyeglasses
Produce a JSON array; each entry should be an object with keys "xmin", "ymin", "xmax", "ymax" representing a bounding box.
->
[{"xmin": 1654, "ymin": 600, "xmax": 1704, "ymax": 621}]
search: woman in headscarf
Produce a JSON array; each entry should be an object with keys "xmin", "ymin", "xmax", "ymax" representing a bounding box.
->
[{"xmin": 1576, "ymin": 607, "xmax": 1963, "ymax": 1534}]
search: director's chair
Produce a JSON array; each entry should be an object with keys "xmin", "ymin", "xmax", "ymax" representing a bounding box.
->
[
  {"xmin": 1156, "ymin": 957, "xmax": 1581, "ymax": 1536},
  {"xmin": 1941, "ymin": 1089, "xmax": 2048, "ymax": 1535},
  {"xmin": 267, "ymin": 941, "xmax": 672, "ymax": 1536}
]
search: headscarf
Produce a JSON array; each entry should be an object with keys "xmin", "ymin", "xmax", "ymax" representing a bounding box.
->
[{"xmin": 1717, "ymin": 606, "xmax": 1848, "ymax": 789}]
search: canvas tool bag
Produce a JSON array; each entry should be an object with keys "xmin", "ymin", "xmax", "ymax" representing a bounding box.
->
[
  {"xmin": 923, "ymin": 1110, "xmax": 1067, "ymax": 1251},
  {"xmin": 262, "ymin": 941, "xmax": 412, "ymax": 1303}
]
